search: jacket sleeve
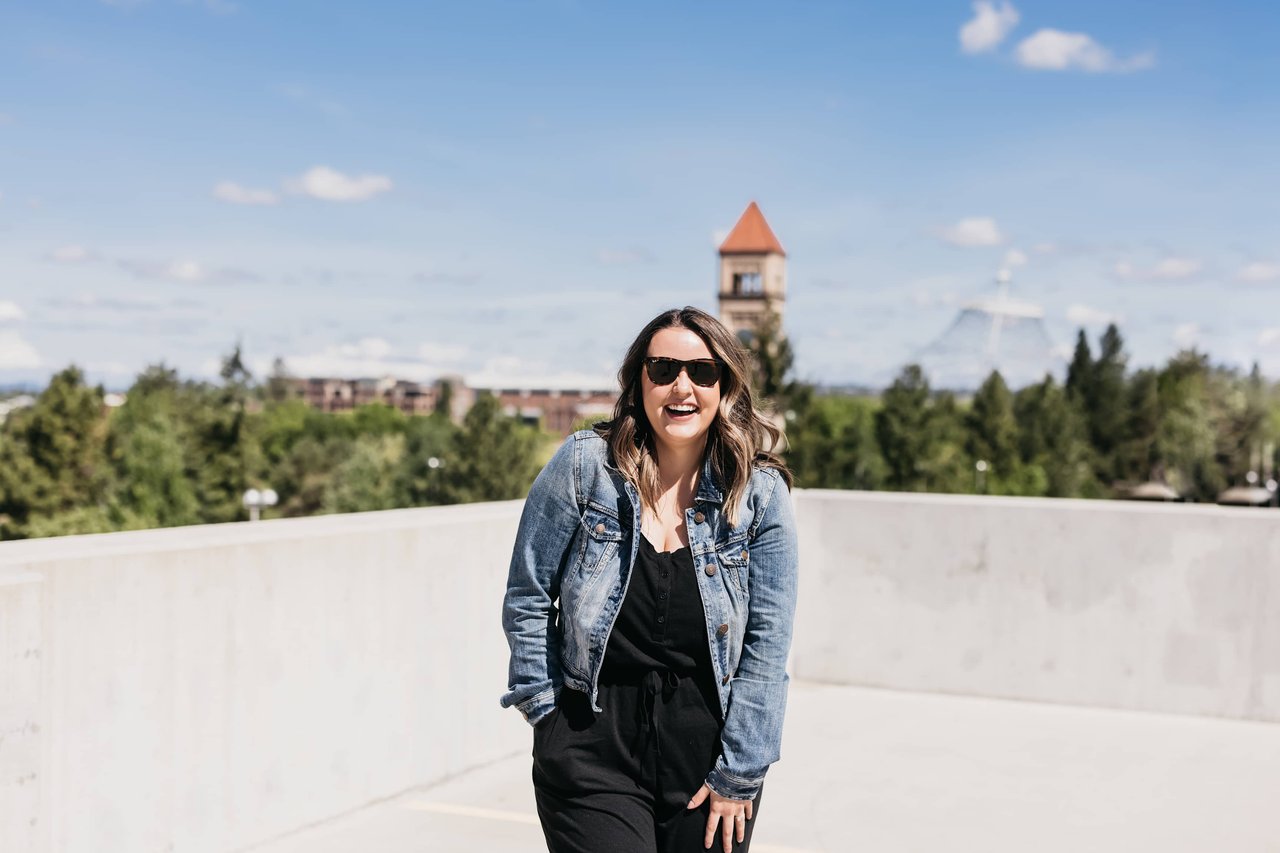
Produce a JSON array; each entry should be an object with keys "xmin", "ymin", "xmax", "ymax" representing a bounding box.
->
[
  {"xmin": 705, "ymin": 471, "xmax": 799, "ymax": 800},
  {"xmin": 499, "ymin": 434, "xmax": 580, "ymax": 726}
]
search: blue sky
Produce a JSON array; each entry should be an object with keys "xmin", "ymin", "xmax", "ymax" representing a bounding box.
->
[{"xmin": 1, "ymin": 0, "xmax": 1277, "ymax": 390}]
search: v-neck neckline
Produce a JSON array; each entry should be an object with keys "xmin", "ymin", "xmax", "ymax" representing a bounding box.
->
[{"xmin": 640, "ymin": 534, "xmax": 690, "ymax": 557}]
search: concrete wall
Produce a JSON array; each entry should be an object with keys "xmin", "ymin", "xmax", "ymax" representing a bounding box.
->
[
  {"xmin": 0, "ymin": 505, "xmax": 529, "ymax": 853},
  {"xmin": 1, "ymin": 490, "xmax": 1277, "ymax": 852},
  {"xmin": 0, "ymin": 570, "xmax": 44, "ymax": 853},
  {"xmin": 791, "ymin": 490, "xmax": 1280, "ymax": 723}
]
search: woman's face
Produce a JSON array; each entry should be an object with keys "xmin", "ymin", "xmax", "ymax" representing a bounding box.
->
[{"xmin": 641, "ymin": 326, "xmax": 722, "ymax": 455}]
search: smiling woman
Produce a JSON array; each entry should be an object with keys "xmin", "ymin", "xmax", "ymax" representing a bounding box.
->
[{"xmin": 501, "ymin": 306, "xmax": 800, "ymax": 853}]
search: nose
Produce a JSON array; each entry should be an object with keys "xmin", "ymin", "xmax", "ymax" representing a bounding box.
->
[{"xmin": 673, "ymin": 367, "xmax": 693, "ymax": 393}]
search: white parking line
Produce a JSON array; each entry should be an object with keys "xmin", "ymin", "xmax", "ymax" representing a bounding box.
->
[{"xmin": 403, "ymin": 801, "xmax": 820, "ymax": 853}]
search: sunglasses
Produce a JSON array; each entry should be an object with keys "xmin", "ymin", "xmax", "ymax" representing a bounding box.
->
[{"xmin": 643, "ymin": 356, "xmax": 723, "ymax": 387}]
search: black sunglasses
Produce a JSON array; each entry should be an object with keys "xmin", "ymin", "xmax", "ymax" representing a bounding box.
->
[{"xmin": 643, "ymin": 356, "xmax": 723, "ymax": 387}]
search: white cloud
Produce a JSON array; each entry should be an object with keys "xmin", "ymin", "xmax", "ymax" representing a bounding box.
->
[
  {"xmin": 1003, "ymin": 248, "xmax": 1028, "ymax": 268},
  {"xmin": 939, "ymin": 216, "xmax": 1005, "ymax": 247},
  {"xmin": 960, "ymin": 1, "xmax": 1020, "ymax": 54},
  {"xmin": 48, "ymin": 244, "xmax": 95, "ymax": 263},
  {"xmin": 285, "ymin": 166, "xmax": 392, "ymax": 202},
  {"xmin": 1257, "ymin": 328, "xmax": 1280, "ymax": 348},
  {"xmin": 711, "ymin": 228, "xmax": 731, "ymax": 247},
  {"xmin": 1066, "ymin": 303, "xmax": 1122, "ymax": 327},
  {"xmin": 1172, "ymin": 323, "xmax": 1201, "ymax": 348},
  {"xmin": 1238, "ymin": 262, "xmax": 1280, "ymax": 283},
  {"xmin": 1015, "ymin": 29, "xmax": 1155, "ymax": 73},
  {"xmin": 0, "ymin": 301, "xmax": 26, "ymax": 323},
  {"xmin": 0, "ymin": 331, "xmax": 41, "ymax": 369},
  {"xmin": 596, "ymin": 247, "xmax": 655, "ymax": 265},
  {"xmin": 213, "ymin": 181, "xmax": 279, "ymax": 206},
  {"xmin": 1114, "ymin": 257, "xmax": 1202, "ymax": 282},
  {"xmin": 117, "ymin": 257, "xmax": 257, "ymax": 284},
  {"xmin": 261, "ymin": 337, "xmax": 473, "ymax": 383},
  {"xmin": 416, "ymin": 341, "xmax": 469, "ymax": 363}
]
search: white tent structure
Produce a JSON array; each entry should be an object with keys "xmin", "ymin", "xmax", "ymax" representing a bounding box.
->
[{"xmin": 915, "ymin": 270, "xmax": 1060, "ymax": 390}]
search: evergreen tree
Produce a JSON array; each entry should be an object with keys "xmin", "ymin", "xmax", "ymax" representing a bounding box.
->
[
  {"xmin": 784, "ymin": 395, "xmax": 886, "ymax": 490},
  {"xmin": 874, "ymin": 365, "xmax": 933, "ymax": 491},
  {"xmin": 1115, "ymin": 369, "xmax": 1161, "ymax": 483},
  {"xmin": 0, "ymin": 366, "xmax": 111, "ymax": 537},
  {"xmin": 1065, "ymin": 329, "xmax": 1094, "ymax": 404},
  {"xmin": 746, "ymin": 309, "xmax": 800, "ymax": 411},
  {"xmin": 1013, "ymin": 375, "xmax": 1095, "ymax": 497},
  {"xmin": 965, "ymin": 370, "xmax": 1018, "ymax": 475},
  {"xmin": 1088, "ymin": 323, "xmax": 1129, "ymax": 478}
]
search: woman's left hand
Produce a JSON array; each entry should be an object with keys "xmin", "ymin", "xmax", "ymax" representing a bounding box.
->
[{"xmin": 687, "ymin": 783, "xmax": 753, "ymax": 851}]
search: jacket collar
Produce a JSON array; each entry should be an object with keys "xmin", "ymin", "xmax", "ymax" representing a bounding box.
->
[{"xmin": 696, "ymin": 450, "xmax": 724, "ymax": 506}]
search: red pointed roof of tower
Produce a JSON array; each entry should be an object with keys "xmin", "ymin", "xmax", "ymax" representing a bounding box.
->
[{"xmin": 718, "ymin": 201, "xmax": 786, "ymax": 256}]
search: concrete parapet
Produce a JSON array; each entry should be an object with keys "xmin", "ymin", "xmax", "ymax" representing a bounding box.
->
[
  {"xmin": 791, "ymin": 490, "xmax": 1280, "ymax": 722},
  {"xmin": 0, "ymin": 570, "xmax": 44, "ymax": 853}
]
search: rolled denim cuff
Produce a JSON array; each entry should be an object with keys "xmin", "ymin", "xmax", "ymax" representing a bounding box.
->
[
  {"xmin": 704, "ymin": 761, "xmax": 763, "ymax": 801},
  {"xmin": 516, "ymin": 686, "xmax": 560, "ymax": 727}
]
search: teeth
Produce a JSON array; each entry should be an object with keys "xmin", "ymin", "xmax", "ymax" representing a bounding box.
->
[{"xmin": 668, "ymin": 406, "xmax": 697, "ymax": 413}]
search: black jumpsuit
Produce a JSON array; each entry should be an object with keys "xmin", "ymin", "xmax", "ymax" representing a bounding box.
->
[{"xmin": 532, "ymin": 535, "xmax": 762, "ymax": 853}]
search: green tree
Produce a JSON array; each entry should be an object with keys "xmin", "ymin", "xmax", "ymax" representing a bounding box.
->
[
  {"xmin": 323, "ymin": 433, "xmax": 406, "ymax": 514},
  {"xmin": 1014, "ymin": 375, "xmax": 1096, "ymax": 497},
  {"xmin": 105, "ymin": 365, "xmax": 200, "ymax": 527},
  {"xmin": 436, "ymin": 392, "xmax": 540, "ymax": 503},
  {"xmin": 784, "ymin": 394, "xmax": 886, "ymax": 490},
  {"xmin": 395, "ymin": 413, "xmax": 460, "ymax": 506},
  {"xmin": 0, "ymin": 366, "xmax": 111, "ymax": 537},
  {"xmin": 965, "ymin": 371, "xmax": 1018, "ymax": 476},
  {"xmin": 875, "ymin": 365, "xmax": 931, "ymax": 490}
]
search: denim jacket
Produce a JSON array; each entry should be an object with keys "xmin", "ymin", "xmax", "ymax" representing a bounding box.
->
[{"xmin": 500, "ymin": 429, "xmax": 799, "ymax": 800}]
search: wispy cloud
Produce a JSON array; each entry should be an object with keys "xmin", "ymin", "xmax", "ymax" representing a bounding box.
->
[
  {"xmin": 0, "ymin": 301, "xmax": 27, "ymax": 323},
  {"xmin": 47, "ymin": 244, "xmax": 96, "ymax": 263},
  {"xmin": 1114, "ymin": 257, "xmax": 1202, "ymax": 282},
  {"xmin": 253, "ymin": 337, "xmax": 469, "ymax": 382},
  {"xmin": 213, "ymin": 181, "xmax": 279, "ymax": 206},
  {"xmin": 1173, "ymin": 323, "xmax": 1202, "ymax": 348},
  {"xmin": 0, "ymin": 332, "xmax": 42, "ymax": 369},
  {"xmin": 117, "ymin": 258, "xmax": 259, "ymax": 284},
  {"xmin": 1238, "ymin": 261, "xmax": 1280, "ymax": 283},
  {"xmin": 1066, "ymin": 303, "xmax": 1122, "ymax": 327},
  {"xmin": 274, "ymin": 84, "xmax": 347, "ymax": 118},
  {"xmin": 1257, "ymin": 328, "xmax": 1280, "ymax": 348},
  {"xmin": 938, "ymin": 216, "xmax": 1005, "ymax": 247},
  {"xmin": 285, "ymin": 166, "xmax": 392, "ymax": 202},
  {"xmin": 596, "ymin": 247, "xmax": 655, "ymax": 265},
  {"xmin": 1015, "ymin": 29, "xmax": 1155, "ymax": 73},
  {"xmin": 960, "ymin": 1, "xmax": 1020, "ymax": 54},
  {"xmin": 411, "ymin": 271, "xmax": 483, "ymax": 287}
]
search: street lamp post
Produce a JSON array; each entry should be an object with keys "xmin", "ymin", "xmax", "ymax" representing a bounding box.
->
[{"xmin": 243, "ymin": 488, "xmax": 279, "ymax": 522}]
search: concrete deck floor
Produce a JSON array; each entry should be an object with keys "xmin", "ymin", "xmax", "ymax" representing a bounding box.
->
[{"xmin": 248, "ymin": 683, "xmax": 1280, "ymax": 853}]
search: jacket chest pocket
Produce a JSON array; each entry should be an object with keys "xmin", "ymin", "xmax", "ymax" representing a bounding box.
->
[
  {"xmin": 574, "ymin": 506, "xmax": 623, "ymax": 592},
  {"xmin": 716, "ymin": 534, "xmax": 751, "ymax": 594}
]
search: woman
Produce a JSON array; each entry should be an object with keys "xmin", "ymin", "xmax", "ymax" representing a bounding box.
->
[{"xmin": 501, "ymin": 306, "xmax": 799, "ymax": 853}]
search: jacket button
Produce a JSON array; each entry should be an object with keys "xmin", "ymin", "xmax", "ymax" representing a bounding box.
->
[
  {"xmin": 594, "ymin": 522, "xmax": 606, "ymax": 534},
  {"xmin": 722, "ymin": 674, "xmax": 730, "ymax": 685},
  {"xmin": 716, "ymin": 623, "xmax": 729, "ymax": 637},
  {"xmin": 740, "ymin": 549, "xmax": 749, "ymax": 560},
  {"xmin": 704, "ymin": 563, "xmax": 716, "ymax": 577},
  {"xmin": 693, "ymin": 511, "xmax": 705, "ymax": 524}
]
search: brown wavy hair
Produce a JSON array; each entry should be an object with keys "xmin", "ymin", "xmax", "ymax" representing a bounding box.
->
[{"xmin": 593, "ymin": 306, "xmax": 792, "ymax": 527}]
